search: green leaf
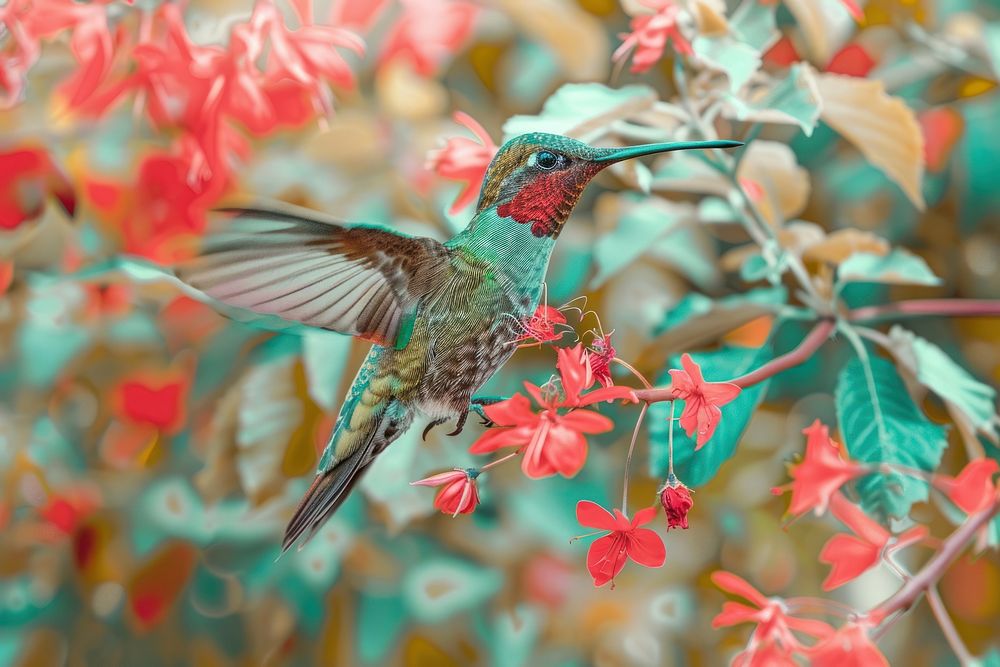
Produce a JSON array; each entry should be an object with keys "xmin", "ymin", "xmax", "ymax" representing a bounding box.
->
[
  {"xmin": 591, "ymin": 195, "xmax": 718, "ymax": 289},
  {"xmin": 725, "ymin": 64, "xmax": 821, "ymax": 136},
  {"xmin": 889, "ymin": 326, "xmax": 998, "ymax": 437},
  {"xmin": 692, "ymin": 36, "xmax": 761, "ymax": 93},
  {"xmin": 649, "ymin": 345, "xmax": 772, "ymax": 486},
  {"xmin": 503, "ymin": 83, "xmax": 657, "ymax": 139},
  {"xmin": 835, "ymin": 355, "xmax": 949, "ymax": 520},
  {"xmin": 730, "ymin": 0, "xmax": 779, "ymax": 51},
  {"xmin": 837, "ymin": 249, "xmax": 942, "ymax": 288}
]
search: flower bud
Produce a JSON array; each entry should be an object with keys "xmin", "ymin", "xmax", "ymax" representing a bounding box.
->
[{"xmin": 659, "ymin": 478, "xmax": 693, "ymax": 530}]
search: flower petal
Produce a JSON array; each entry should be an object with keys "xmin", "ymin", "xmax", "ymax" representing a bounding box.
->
[
  {"xmin": 559, "ymin": 409, "xmax": 614, "ymax": 434},
  {"xmin": 576, "ymin": 500, "xmax": 617, "ymax": 530},
  {"xmin": 626, "ymin": 527, "xmax": 666, "ymax": 567},
  {"xmin": 710, "ymin": 571, "xmax": 770, "ymax": 608}
]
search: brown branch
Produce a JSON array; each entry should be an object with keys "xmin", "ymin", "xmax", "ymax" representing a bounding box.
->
[
  {"xmin": 849, "ymin": 299, "xmax": 1000, "ymax": 323},
  {"xmin": 870, "ymin": 492, "xmax": 1000, "ymax": 624},
  {"xmin": 633, "ymin": 319, "xmax": 835, "ymax": 403}
]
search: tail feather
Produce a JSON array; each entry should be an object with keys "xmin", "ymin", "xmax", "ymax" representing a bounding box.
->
[{"xmin": 281, "ymin": 398, "xmax": 411, "ymax": 552}]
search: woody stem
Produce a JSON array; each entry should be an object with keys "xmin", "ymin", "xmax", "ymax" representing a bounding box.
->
[
  {"xmin": 634, "ymin": 319, "xmax": 835, "ymax": 403},
  {"xmin": 849, "ymin": 299, "xmax": 1000, "ymax": 323},
  {"xmin": 870, "ymin": 492, "xmax": 1000, "ymax": 625},
  {"xmin": 621, "ymin": 403, "xmax": 649, "ymax": 513}
]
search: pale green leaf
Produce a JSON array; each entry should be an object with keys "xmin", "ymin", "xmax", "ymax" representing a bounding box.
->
[
  {"xmin": 725, "ymin": 64, "xmax": 821, "ymax": 136},
  {"xmin": 888, "ymin": 326, "xmax": 998, "ymax": 437},
  {"xmin": 835, "ymin": 356, "xmax": 949, "ymax": 520},
  {"xmin": 502, "ymin": 83, "xmax": 657, "ymax": 139},
  {"xmin": 837, "ymin": 249, "xmax": 941, "ymax": 287},
  {"xmin": 731, "ymin": 0, "xmax": 779, "ymax": 51},
  {"xmin": 693, "ymin": 36, "xmax": 761, "ymax": 93}
]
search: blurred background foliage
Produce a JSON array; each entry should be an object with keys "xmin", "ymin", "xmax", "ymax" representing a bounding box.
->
[{"xmin": 1, "ymin": 0, "xmax": 999, "ymax": 664}]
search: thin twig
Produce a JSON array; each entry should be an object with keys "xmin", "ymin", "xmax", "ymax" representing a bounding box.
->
[
  {"xmin": 621, "ymin": 403, "xmax": 649, "ymax": 513},
  {"xmin": 729, "ymin": 319, "xmax": 835, "ymax": 388},
  {"xmin": 926, "ymin": 586, "xmax": 975, "ymax": 666},
  {"xmin": 849, "ymin": 299, "xmax": 1000, "ymax": 323}
]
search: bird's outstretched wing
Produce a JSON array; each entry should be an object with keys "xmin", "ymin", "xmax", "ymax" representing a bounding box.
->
[{"xmin": 176, "ymin": 204, "xmax": 450, "ymax": 348}]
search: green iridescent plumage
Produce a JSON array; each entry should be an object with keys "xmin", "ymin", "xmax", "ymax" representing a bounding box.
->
[{"xmin": 176, "ymin": 133, "xmax": 740, "ymax": 550}]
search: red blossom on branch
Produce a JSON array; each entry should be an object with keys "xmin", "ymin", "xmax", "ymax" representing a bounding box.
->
[
  {"xmin": 711, "ymin": 571, "xmax": 834, "ymax": 665},
  {"xmin": 818, "ymin": 492, "xmax": 927, "ymax": 591},
  {"xmin": 771, "ymin": 420, "xmax": 869, "ymax": 518},
  {"xmin": 933, "ymin": 458, "xmax": 999, "ymax": 515},
  {"xmin": 576, "ymin": 501, "xmax": 665, "ymax": 588},
  {"xmin": 587, "ymin": 333, "xmax": 616, "ymax": 388},
  {"xmin": 469, "ymin": 345, "xmax": 634, "ymax": 479},
  {"xmin": 612, "ymin": 0, "xmax": 692, "ymax": 74},
  {"xmin": 411, "ymin": 468, "xmax": 480, "ymax": 516},
  {"xmin": 426, "ymin": 111, "xmax": 498, "ymax": 214},
  {"xmin": 806, "ymin": 620, "xmax": 888, "ymax": 666},
  {"xmin": 515, "ymin": 304, "xmax": 569, "ymax": 345},
  {"xmin": 668, "ymin": 353, "xmax": 741, "ymax": 449}
]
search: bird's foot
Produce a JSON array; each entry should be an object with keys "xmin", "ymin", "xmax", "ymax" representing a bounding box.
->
[
  {"xmin": 446, "ymin": 410, "xmax": 468, "ymax": 437},
  {"xmin": 470, "ymin": 396, "xmax": 506, "ymax": 428},
  {"xmin": 422, "ymin": 418, "xmax": 448, "ymax": 441}
]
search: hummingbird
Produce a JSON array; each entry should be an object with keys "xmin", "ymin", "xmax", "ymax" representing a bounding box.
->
[{"xmin": 176, "ymin": 132, "xmax": 740, "ymax": 551}]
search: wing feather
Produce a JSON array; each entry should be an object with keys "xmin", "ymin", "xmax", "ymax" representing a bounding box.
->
[{"xmin": 177, "ymin": 204, "xmax": 450, "ymax": 347}]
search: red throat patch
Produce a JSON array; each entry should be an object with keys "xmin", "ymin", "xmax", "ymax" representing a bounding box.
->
[{"xmin": 496, "ymin": 163, "xmax": 602, "ymax": 237}]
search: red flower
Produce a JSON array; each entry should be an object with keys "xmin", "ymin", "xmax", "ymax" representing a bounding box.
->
[
  {"xmin": 115, "ymin": 368, "xmax": 191, "ymax": 435},
  {"xmin": 612, "ymin": 0, "xmax": 692, "ymax": 74},
  {"xmin": 515, "ymin": 304, "xmax": 569, "ymax": 345},
  {"xmin": 807, "ymin": 621, "xmax": 889, "ymax": 667},
  {"xmin": 426, "ymin": 111, "xmax": 498, "ymax": 214},
  {"xmin": 38, "ymin": 486, "xmax": 100, "ymax": 535},
  {"xmin": 712, "ymin": 571, "xmax": 834, "ymax": 663},
  {"xmin": 576, "ymin": 501, "xmax": 665, "ymax": 587},
  {"xmin": 668, "ymin": 353, "xmax": 741, "ymax": 449},
  {"xmin": 933, "ymin": 458, "xmax": 999, "ymax": 515},
  {"xmin": 771, "ymin": 420, "xmax": 868, "ymax": 517},
  {"xmin": 378, "ymin": 0, "xmax": 479, "ymax": 77},
  {"xmin": 818, "ymin": 492, "xmax": 927, "ymax": 591},
  {"xmin": 659, "ymin": 478, "xmax": 693, "ymax": 530},
  {"xmin": 587, "ymin": 333, "xmax": 616, "ymax": 388},
  {"xmin": 411, "ymin": 468, "xmax": 480, "ymax": 516},
  {"xmin": 0, "ymin": 146, "xmax": 76, "ymax": 229},
  {"xmin": 469, "ymin": 345, "xmax": 633, "ymax": 479}
]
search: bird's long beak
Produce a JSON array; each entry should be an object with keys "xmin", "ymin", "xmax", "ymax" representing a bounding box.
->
[{"xmin": 592, "ymin": 139, "xmax": 743, "ymax": 164}]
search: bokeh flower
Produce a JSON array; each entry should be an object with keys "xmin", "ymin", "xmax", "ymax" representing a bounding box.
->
[
  {"xmin": 932, "ymin": 458, "xmax": 999, "ymax": 515},
  {"xmin": 806, "ymin": 621, "xmax": 888, "ymax": 666},
  {"xmin": 427, "ymin": 111, "xmax": 498, "ymax": 214},
  {"xmin": 613, "ymin": 0, "xmax": 692, "ymax": 74}
]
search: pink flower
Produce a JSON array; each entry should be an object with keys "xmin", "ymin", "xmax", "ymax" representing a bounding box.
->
[
  {"xmin": 411, "ymin": 468, "xmax": 479, "ymax": 516},
  {"xmin": 612, "ymin": 0, "xmax": 692, "ymax": 74},
  {"xmin": 378, "ymin": 0, "xmax": 478, "ymax": 76},
  {"xmin": 807, "ymin": 621, "xmax": 889, "ymax": 667},
  {"xmin": 711, "ymin": 571, "xmax": 834, "ymax": 663},
  {"xmin": 469, "ymin": 345, "xmax": 634, "ymax": 479},
  {"xmin": 668, "ymin": 353, "xmax": 741, "ymax": 449},
  {"xmin": 587, "ymin": 333, "xmax": 616, "ymax": 388},
  {"xmin": 818, "ymin": 492, "xmax": 927, "ymax": 591},
  {"xmin": 516, "ymin": 304, "xmax": 569, "ymax": 345},
  {"xmin": 771, "ymin": 420, "xmax": 869, "ymax": 518},
  {"xmin": 0, "ymin": 146, "xmax": 76, "ymax": 229},
  {"xmin": 659, "ymin": 478, "xmax": 693, "ymax": 530},
  {"xmin": 427, "ymin": 111, "xmax": 498, "ymax": 214},
  {"xmin": 576, "ymin": 501, "xmax": 665, "ymax": 587},
  {"xmin": 933, "ymin": 458, "xmax": 999, "ymax": 515}
]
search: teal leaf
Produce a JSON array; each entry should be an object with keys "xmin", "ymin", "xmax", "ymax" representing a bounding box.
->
[
  {"xmin": 730, "ymin": 0, "xmax": 779, "ymax": 51},
  {"xmin": 654, "ymin": 285, "xmax": 787, "ymax": 335},
  {"xmin": 649, "ymin": 345, "xmax": 772, "ymax": 486},
  {"xmin": 837, "ymin": 249, "xmax": 942, "ymax": 288},
  {"xmin": 503, "ymin": 83, "xmax": 656, "ymax": 139},
  {"xmin": 726, "ymin": 64, "xmax": 821, "ymax": 136},
  {"xmin": 403, "ymin": 559, "xmax": 502, "ymax": 624},
  {"xmin": 835, "ymin": 356, "xmax": 949, "ymax": 520},
  {"xmin": 692, "ymin": 36, "xmax": 761, "ymax": 93},
  {"xmin": 889, "ymin": 326, "xmax": 998, "ymax": 438},
  {"xmin": 592, "ymin": 194, "xmax": 718, "ymax": 289}
]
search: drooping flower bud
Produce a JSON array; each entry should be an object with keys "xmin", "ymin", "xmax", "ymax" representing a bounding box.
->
[
  {"xmin": 659, "ymin": 476, "xmax": 693, "ymax": 530},
  {"xmin": 411, "ymin": 468, "xmax": 480, "ymax": 516}
]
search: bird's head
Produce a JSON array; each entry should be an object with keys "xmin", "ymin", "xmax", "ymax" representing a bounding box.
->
[{"xmin": 474, "ymin": 133, "xmax": 741, "ymax": 238}]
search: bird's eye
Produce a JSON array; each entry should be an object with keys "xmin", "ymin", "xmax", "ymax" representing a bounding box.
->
[{"xmin": 536, "ymin": 151, "xmax": 559, "ymax": 170}]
